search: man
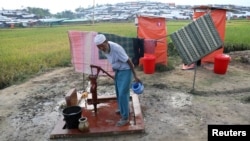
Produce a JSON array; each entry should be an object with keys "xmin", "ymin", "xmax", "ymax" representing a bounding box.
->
[{"xmin": 94, "ymin": 34, "xmax": 140, "ymax": 126}]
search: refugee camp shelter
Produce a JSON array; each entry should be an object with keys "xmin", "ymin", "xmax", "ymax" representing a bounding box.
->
[
  {"xmin": 136, "ymin": 14, "xmax": 168, "ymax": 65},
  {"xmin": 192, "ymin": 6, "xmax": 229, "ymax": 64}
]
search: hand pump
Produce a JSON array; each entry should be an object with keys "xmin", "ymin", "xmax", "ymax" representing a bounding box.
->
[{"xmin": 89, "ymin": 65, "xmax": 114, "ymax": 113}]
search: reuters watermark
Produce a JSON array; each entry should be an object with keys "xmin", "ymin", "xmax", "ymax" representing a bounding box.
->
[{"xmin": 208, "ymin": 125, "xmax": 250, "ymax": 141}]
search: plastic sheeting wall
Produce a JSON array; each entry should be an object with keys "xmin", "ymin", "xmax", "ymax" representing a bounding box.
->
[
  {"xmin": 137, "ymin": 15, "xmax": 168, "ymax": 65},
  {"xmin": 193, "ymin": 9, "xmax": 227, "ymax": 64}
]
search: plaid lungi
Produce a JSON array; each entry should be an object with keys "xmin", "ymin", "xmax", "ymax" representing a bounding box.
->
[{"xmin": 98, "ymin": 33, "xmax": 134, "ymax": 59}]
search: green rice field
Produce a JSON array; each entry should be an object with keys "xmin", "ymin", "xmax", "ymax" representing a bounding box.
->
[{"xmin": 0, "ymin": 20, "xmax": 249, "ymax": 89}]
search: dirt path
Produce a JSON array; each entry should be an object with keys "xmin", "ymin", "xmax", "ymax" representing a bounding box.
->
[{"xmin": 0, "ymin": 51, "xmax": 250, "ymax": 141}]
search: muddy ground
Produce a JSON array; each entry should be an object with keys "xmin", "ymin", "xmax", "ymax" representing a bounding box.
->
[{"xmin": 0, "ymin": 51, "xmax": 250, "ymax": 141}]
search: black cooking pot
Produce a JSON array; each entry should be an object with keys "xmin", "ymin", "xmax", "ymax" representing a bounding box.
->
[{"xmin": 62, "ymin": 106, "xmax": 82, "ymax": 129}]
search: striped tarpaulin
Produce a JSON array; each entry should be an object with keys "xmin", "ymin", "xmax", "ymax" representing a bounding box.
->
[{"xmin": 170, "ymin": 14, "xmax": 223, "ymax": 65}]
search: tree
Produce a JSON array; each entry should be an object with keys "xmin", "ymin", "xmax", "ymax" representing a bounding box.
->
[
  {"xmin": 75, "ymin": 6, "xmax": 85, "ymax": 12},
  {"xmin": 27, "ymin": 7, "xmax": 51, "ymax": 18},
  {"xmin": 54, "ymin": 10, "xmax": 76, "ymax": 19}
]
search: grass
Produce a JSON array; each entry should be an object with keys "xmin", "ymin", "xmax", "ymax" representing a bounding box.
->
[
  {"xmin": 225, "ymin": 20, "xmax": 250, "ymax": 45},
  {"xmin": 0, "ymin": 20, "xmax": 250, "ymax": 89},
  {"xmin": 223, "ymin": 20, "xmax": 250, "ymax": 52}
]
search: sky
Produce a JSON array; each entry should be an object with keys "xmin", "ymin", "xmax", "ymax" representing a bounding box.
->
[{"xmin": 1, "ymin": 0, "xmax": 249, "ymax": 14}]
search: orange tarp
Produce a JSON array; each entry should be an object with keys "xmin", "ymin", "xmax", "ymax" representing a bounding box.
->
[
  {"xmin": 193, "ymin": 9, "xmax": 226, "ymax": 64},
  {"xmin": 137, "ymin": 15, "xmax": 168, "ymax": 65}
]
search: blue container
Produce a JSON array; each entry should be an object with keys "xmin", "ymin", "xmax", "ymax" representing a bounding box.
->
[{"xmin": 131, "ymin": 82, "xmax": 144, "ymax": 94}]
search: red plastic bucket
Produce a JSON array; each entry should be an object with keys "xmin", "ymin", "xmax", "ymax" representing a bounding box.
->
[
  {"xmin": 143, "ymin": 54, "xmax": 156, "ymax": 74},
  {"xmin": 214, "ymin": 54, "xmax": 231, "ymax": 74}
]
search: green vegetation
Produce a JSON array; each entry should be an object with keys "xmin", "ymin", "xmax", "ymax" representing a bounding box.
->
[
  {"xmin": 0, "ymin": 20, "xmax": 250, "ymax": 89},
  {"xmin": 224, "ymin": 20, "xmax": 250, "ymax": 52}
]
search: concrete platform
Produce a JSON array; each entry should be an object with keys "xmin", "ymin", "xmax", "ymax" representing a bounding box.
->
[{"xmin": 50, "ymin": 94, "xmax": 145, "ymax": 139}]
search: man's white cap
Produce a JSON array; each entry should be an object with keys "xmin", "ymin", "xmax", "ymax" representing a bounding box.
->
[{"xmin": 94, "ymin": 34, "xmax": 106, "ymax": 45}]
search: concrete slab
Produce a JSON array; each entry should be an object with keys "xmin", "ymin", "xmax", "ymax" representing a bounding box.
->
[{"xmin": 50, "ymin": 94, "xmax": 145, "ymax": 139}]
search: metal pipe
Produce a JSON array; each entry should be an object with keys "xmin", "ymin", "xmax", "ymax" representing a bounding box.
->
[
  {"xmin": 88, "ymin": 64, "xmax": 114, "ymax": 114},
  {"xmin": 89, "ymin": 74, "xmax": 98, "ymax": 113}
]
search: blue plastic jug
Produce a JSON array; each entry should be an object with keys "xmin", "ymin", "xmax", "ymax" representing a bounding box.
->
[{"xmin": 131, "ymin": 82, "xmax": 144, "ymax": 94}]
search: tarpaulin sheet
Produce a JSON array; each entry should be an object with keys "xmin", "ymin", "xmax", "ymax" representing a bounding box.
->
[
  {"xmin": 137, "ymin": 15, "xmax": 168, "ymax": 65},
  {"xmin": 170, "ymin": 14, "xmax": 223, "ymax": 65},
  {"xmin": 193, "ymin": 8, "xmax": 226, "ymax": 64}
]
